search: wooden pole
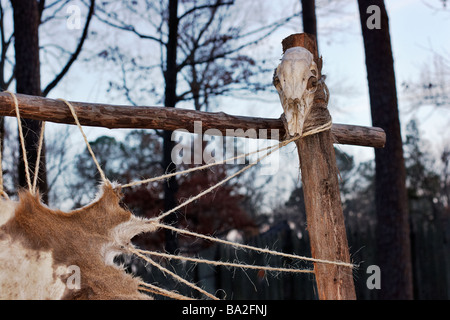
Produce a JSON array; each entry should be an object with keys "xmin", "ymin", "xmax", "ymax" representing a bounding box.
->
[
  {"xmin": 0, "ymin": 92, "xmax": 385, "ymax": 148},
  {"xmin": 280, "ymin": 34, "xmax": 356, "ymax": 300}
]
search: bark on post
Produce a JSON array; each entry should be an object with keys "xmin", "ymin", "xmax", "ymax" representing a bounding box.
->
[{"xmin": 280, "ymin": 33, "xmax": 356, "ymax": 300}]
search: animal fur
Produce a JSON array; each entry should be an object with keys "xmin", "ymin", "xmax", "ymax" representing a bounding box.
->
[{"xmin": 0, "ymin": 183, "xmax": 156, "ymax": 300}]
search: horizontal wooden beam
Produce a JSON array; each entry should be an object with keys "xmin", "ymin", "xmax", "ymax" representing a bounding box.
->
[{"xmin": 0, "ymin": 92, "xmax": 385, "ymax": 148}]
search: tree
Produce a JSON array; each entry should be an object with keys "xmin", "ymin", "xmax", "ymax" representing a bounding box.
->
[
  {"xmin": 0, "ymin": 2, "xmax": 14, "ymax": 92},
  {"xmin": 301, "ymin": 0, "xmax": 317, "ymax": 43},
  {"xmin": 403, "ymin": 119, "xmax": 450, "ymax": 299},
  {"xmin": 404, "ymin": 119, "xmax": 441, "ymax": 201},
  {"xmin": 93, "ymin": 0, "xmax": 298, "ymax": 253},
  {"xmin": 401, "ymin": 52, "xmax": 449, "ymax": 112},
  {"xmin": 357, "ymin": 0, "xmax": 413, "ymax": 299},
  {"xmin": 441, "ymin": 148, "xmax": 450, "ymax": 209},
  {"xmin": 11, "ymin": 0, "xmax": 47, "ymax": 201},
  {"xmin": 7, "ymin": 0, "xmax": 95, "ymax": 203},
  {"xmin": 161, "ymin": 0, "xmax": 180, "ymax": 254}
]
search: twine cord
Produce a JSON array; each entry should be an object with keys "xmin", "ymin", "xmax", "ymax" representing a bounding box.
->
[
  {"xmin": 132, "ymin": 248, "xmax": 314, "ymax": 274},
  {"xmin": 32, "ymin": 121, "xmax": 46, "ymax": 194},
  {"xmin": 138, "ymin": 281, "xmax": 196, "ymax": 300},
  {"xmin": 58, "ymin": 98, "xmax": 110, "ymax": 186},
  {"xmin": 120, "ymin": 121, "xmax": 332, "ymax": 190},
  {"xmin": 6, "ymin": 91, "xmax": 33, "ymax": 193},
  {"xmin": 132, "ymin": 248, "xmax": 219, "ymax": 300},
  {"xmin": 150, "ymin": 135, "xmax": 299, "ymax": 223},
  {"xmin": 120, "ymin": 140, "xmax": 283, "ymax": 189},
  {"xmin": 152, "ymin": 222, "xmax": 355, "ymax": 269},
  {"xmin": 4, "ymin": 92, "xmax": 48, "ymax": 196}
]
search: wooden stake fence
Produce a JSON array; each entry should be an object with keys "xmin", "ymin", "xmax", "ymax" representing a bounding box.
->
[{"xmin": 0, "ymin": 33, "xmax": 385, "ymax": 300}]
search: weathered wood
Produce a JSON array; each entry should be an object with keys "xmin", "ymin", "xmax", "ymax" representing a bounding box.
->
[
  {"xmin": 0, "ymin": 92, "xmax": 385, "ymax": 148},
  {"xmin": 281, "ymin": 33, "xmax": 356, "ymax": 300}
]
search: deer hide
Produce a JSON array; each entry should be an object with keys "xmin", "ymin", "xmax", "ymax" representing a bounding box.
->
[{"xmin": 0, "ymin": 183, "xmax": 154, "ymax": 300}]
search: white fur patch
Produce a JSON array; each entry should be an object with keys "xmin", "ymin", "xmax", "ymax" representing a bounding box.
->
[
  {"xmin": 102, "ymin": 215, "xmax": 157, "ymax": 267},
  {"xmin": 0, "ymin": 198, "xmax": 66, "ymax": 299},
  {"xmin": 0, "ymin": 197, "xmax": 16, "ymax": 226}
]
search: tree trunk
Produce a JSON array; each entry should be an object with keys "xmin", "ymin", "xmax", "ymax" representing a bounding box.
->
[
  {"xmin": 11, "ymin": 0, "xmax": 48, "ymax": 203},
  {"xmin": 163, "ymin": 0, "xmax": 179, "ymax": 254},
  {"xmin": 357, "ymin": 0, "xmax": 413, "ymax": 299},
  {"xmin": 301, "ymin": 0, "xmax": 318, "ymax": 49}
]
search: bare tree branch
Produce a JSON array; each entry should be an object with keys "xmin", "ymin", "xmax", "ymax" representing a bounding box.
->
[
  {"xmin": 40, "ymin": 0, "xmax": 72, "ymax": 24},
  {"xmin": 0, "ymin": 1, "xmax": 14, "ymax": 90},
  {"xmin": 93, "ymin": 1, "xmax": 167, "ymax": 45},
  {"xmin": 176, "ymin": 12, "xmax": 300, "ymax": 72},
  {"xmin": 177, "ymin": 0, "xmax": 224, "ymax": 72},
  {"xmin": 38, "ymin": 0, "xmax": 46, "ymax": 22},
  {"xmin": 178, "ymin": 0, "xmax": 234, "ymax": 21},
  {"xmin": 42, "ymin": 0, "xmax": 95, "ymax": 97}
]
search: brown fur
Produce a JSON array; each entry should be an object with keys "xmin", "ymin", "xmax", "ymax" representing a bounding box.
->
[{"xmin": 0, "ymin": 184, "xmax": 152, "ymax": 300}]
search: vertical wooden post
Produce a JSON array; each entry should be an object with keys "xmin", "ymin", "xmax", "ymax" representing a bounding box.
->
[{"xmin": 281, "ymin": 34, "xmax": 356, "ymax": 300}]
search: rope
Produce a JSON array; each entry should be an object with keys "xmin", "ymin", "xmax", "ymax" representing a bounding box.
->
[
  {"xmin": 302, "ymin": 120, "xmax": 332, "ymax": 138},
  {"xmin": 32, "ymin": 121, "xmax": 46, "ymax": 194},
  {"xmin": 138, "ymin": 281, "xmax": 196, "ymax": 300},
  {"xmin": 132, "ymin": 248, "xmax": 219, "ymax": 300},
  {"xmin": 2, "ymin": 92, "xmax": 46, "ymax": 198},
  {"xmin": 6, "ymin": 91, "xmax": 33, "ymax": 193},
  {"xmin": 152, "ymin": 222, "xmax": 355, "ymax": 269},
  {"xmin": 120, "ymin": 140, "xmax": 282, "ymax": 189},
  {"xmin": 151, "ymin": 135, "xmax": 299, "ymax": 223},
  {"xmin": 132, "ymin": 248, "xmax": 314, "ymax": 274},
  {"xmin": 58, "ymin": 98, "xmax": 110, "ymax": 186},
  {"xmin": 119, "ymin": 121, "xmax": 332, "ymax": 189}
]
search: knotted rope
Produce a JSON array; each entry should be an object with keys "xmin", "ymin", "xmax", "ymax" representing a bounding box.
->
[
  {"xmin": 58, "ymin": 98, "xmax": 110, "ymax": 186},
  {"xmin": 4, "ymin": 91, "xmax": 46, "ymax": 196}
]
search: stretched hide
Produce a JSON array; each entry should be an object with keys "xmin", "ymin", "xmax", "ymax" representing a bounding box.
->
[{"xmin": 0, "ymin": 183, "xmax": 154, "ymax": 300}]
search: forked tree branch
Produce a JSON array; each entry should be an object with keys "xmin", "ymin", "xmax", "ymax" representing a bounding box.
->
[{"xmin": 93, "ymin": 2, "xmax": 166, "ymax": 45}]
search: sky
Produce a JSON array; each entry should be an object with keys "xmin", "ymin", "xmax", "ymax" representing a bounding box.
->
[
  {"xmin": 47, "ymin": 0, "xmax": 449, "ymax": 150},
  {"xmin": 317, "ymin": 0, "xmax": 450, "ymax": 161},
  {"xmin": 46, "ymin": 3, "xmax": 448, "ymax": 116},
  {"xmin": 5, "ymin": 0, "xmax": 448, "ymax": 209}
]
